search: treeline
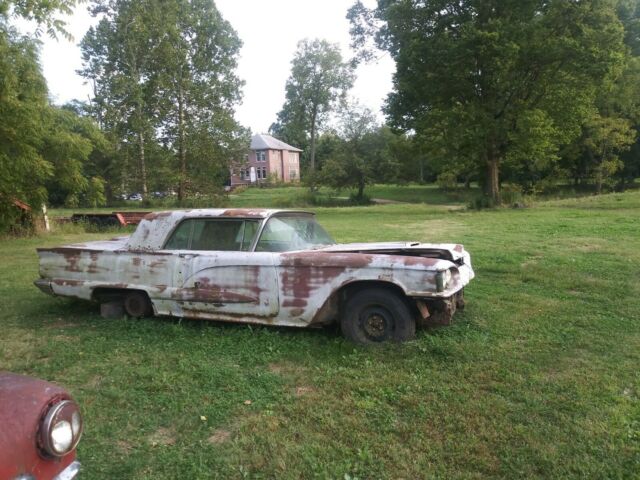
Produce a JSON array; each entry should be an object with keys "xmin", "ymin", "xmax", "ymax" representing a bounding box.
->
[
  {"xmin": 268, "ymin": 1, "xmax": 640, "ymax": 203},
  {"xmin": 344, "ymin": 0, "xmax": 640, "ymax": 202},
  {"xmin": 2, "ymin": 0, "xmax": 640, "ymax": 233}
]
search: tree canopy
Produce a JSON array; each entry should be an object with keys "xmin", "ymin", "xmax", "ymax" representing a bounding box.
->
[
  {"xmin": 270, "ymin": 39, "xmax": 354, "ymax": 172},
  {"xmin": 349, "ymin": 0, "xmax": 634, "ymax": 202},
  {"xmin": 80, "ymin": 0, "xmax": 247, "ymax": 201}
]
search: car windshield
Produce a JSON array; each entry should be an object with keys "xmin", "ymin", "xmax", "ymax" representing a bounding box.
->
[{"xmin": 255, "ymin": 215, "xmax": 335, "ymax": 252}]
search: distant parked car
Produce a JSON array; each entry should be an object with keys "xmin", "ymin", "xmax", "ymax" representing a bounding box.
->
[
  {"xmin": 34, "ymin": 209, "xmax": 474, "ymax": 344},
  {"xmin": 0, "ymin": 372, "xmax": 83, "ymax": 479},
  {"xmin": 128, "ymin": 193, "xmax": 143, "ymax": 201}
]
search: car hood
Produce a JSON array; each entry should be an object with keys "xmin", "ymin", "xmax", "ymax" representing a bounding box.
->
[{"xmin": 316, "ymin": 242, "xmax": 467, "ymax": 262}]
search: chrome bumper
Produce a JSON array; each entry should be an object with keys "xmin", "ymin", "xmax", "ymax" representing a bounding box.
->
[
  {"xmin": 34, "ymin": 279, "xmax": 54, "ymax": 296},
  {"xmin": 53, "ymin": 461, "xmax": 80, "ymax": 480}
]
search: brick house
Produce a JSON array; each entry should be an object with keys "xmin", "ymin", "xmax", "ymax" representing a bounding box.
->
[{"xmin": 230, "ymin": 134, "xmax": 302, "ymax": 186}]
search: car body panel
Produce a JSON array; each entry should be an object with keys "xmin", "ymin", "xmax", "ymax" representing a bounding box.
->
[
  {"xmin": 0, "ymin": 372, "xmax": 77, "ymax": 480},
  {"xmin": 35, "ymin": 209, "xmax": 474, "ymax": 327}
]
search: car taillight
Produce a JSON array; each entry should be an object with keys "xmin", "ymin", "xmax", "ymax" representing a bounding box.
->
[{"xmin": 39, "ymin": 400, "xmax": 83, "ymax": 457}]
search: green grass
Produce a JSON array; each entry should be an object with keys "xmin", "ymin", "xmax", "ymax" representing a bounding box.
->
[{"xmin": 2, "ymin": 191, "xmax": 640, "ymax": 478}]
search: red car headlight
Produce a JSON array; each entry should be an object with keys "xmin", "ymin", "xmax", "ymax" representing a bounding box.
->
[{"xmin": 39, "ymin": 400, "xmax": 83, "ymax": 457}]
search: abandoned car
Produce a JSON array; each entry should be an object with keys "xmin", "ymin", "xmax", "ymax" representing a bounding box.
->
[
  {"xmin": 35, "ymin": 209, "xmax": 474, "ymax": 343},
  {"xmin": 0, "ymin": 372, "xmax": 82, "ymax": 480}
]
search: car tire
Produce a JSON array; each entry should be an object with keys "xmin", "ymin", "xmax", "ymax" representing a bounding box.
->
[
  {"xmin": 341, "ymin": 288, "xmax": 415, "ymax": 344},
  {"xmin": 123, "ymin": 291, "xmax": 153, "ymax": 318}
]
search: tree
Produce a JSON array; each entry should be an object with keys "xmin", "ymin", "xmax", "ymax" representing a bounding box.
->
[
  {"xmin": 349, "ymin": 0, "xmax": 628, "ymax": 203},
  {"xmin": 1, "ymin": 0, "xmax": 79, "ymax": 39},
  {"xmin": 44, "ymin": 105, "xmax": 110, "ymax": 207},
  {"xmin": 320, "ymin": 104, "xmax": 398, "ymax": 200},
  {"xmin": 80, "ymin": 0, "xmax": 160, "ymax": 197},
  {"xmin": 0, "ymin": 30, "xmax": 52, "ymax": 229},
  {"xmin": 151, "ymin": 0, "xmax": 247, "ymax": 201},
  {"xmin": 80, "ymin": 0, "xmax": 247, "ymax": 201},
  {"xmin": 271, "ymin": 39, "xmax": 354, "ymax": 172}
]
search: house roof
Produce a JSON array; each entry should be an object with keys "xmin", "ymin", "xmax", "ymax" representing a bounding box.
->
[{"xmin": 250, "ymin": 134, "xmax": 302, "ymax": 152}]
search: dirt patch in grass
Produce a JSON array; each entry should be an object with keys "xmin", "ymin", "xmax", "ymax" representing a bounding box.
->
[
  {"xmin": 117, "ymin": 440, "xmax": 134, "ymax": 454},
  {"xmin": 208, "ymin": 429, "xmax": 231, "ymax": 445},
  {"xmin": 267, "ymin": 361, "xmax": 308, "ymax": 376},
  {"xmin": 148, "ymin": 427, "xmax": 176, "ymax": 447},
  {"xmin": 294, "ymin": 385, "xmax": 315, "ymax": 397}
]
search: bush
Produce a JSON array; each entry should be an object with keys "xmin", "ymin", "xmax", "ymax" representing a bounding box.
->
[
  {"xmin": 468, "ymin": 195, "xmax": 496, "ymax": 210},
  {"xmin": 437, "ymin": 171, "xmax": 459, "ymax": 191},
  {"xmin": 500, "ymin": 183, "xmax": 524, "ymax": 205}
]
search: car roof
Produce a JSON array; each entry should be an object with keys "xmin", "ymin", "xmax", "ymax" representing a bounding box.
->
[
  {"xmin": 127, "ymin": 209, "xmax": 314, "ymax": 250},
  {"xmin": 144, "ymin": 208, "xmax": 313, "ymax": 221}
]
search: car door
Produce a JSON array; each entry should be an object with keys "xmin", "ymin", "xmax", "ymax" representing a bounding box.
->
[{"xmin": 165, "ymin": 218, "xmax": 279, "ymax": 318}]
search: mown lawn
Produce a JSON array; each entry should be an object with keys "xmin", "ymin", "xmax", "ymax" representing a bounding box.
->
[{"xmin": 2, "ymin": 191, "xmax": 639, "ymax": 478}]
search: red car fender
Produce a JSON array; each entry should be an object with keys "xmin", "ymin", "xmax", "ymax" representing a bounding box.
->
[{"xmin": 0, "ymin": 372, "xmax": 77, "ymax": 480}]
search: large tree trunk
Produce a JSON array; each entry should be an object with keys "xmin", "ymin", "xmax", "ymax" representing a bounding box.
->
[
  {"xmin": 138, "ymin": 131, "xmax": 147, "ymax": 196},
  {"xmin": 309, "ymin": 106, "xmax": 318, "ymax": 172},
  {"xmin": 595, "ymin": 164, "xmax": 603, "ymax": 195},
  {"xmin": 486, "ymin": 155, "xmax": 500, "ymax": 205},
  {"xmin": 357, "ymin": 179, "xmax": 365, "ymax": 200},
  {"xmin": 177, "ymin": 84, "xmax": 187, "ymax": 202}
]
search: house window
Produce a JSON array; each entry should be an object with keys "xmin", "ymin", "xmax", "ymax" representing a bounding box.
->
[
  {"xmin": 256, "ymin": 151, "xmax": 266, "ymax": 162},
  {"xmin": 289, "ymin": 168, "xmax": 297, "ymax": 180},
  {"xmin": 262, "ymin": 167, "xmax": 267, "ymax": 179}
]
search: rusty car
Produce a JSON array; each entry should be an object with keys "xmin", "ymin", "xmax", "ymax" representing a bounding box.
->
[
  {"xmin": 0, "ymin": 372, "xmax": 83, "ymax": 480},
  {"xmin": 35, "ymin": 209, "xmax": 474, "ymax": 343}
]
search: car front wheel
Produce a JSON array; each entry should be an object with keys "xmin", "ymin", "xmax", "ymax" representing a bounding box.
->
[{"xmin": 341, "ymin": 288, "xmax": 415, "ymax": 344}]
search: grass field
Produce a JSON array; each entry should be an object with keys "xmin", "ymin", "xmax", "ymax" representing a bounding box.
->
[{"xmin": 2, "ymin": 191, "xmax": 639, "ymax": 478}]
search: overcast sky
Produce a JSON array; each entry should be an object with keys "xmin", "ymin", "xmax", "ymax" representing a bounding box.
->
[{"xmin": 29, "ymin": 0, "xmax": 394, "ymax": 134}]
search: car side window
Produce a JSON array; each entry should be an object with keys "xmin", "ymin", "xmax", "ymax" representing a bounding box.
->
[
  {"xmin": 241, "ymin": 220, "xmax": 259, "ymax": 251},
  {"xmin": 164, "ymin": 219, "xmax": 194, "ymax": 249},
  {"xmin": 165, "ymin": 219, "xmax": 260, "ymax": 251},
  {"xmin": 190, "ymin": 220, "xmax": 242, "ymax": 250}
]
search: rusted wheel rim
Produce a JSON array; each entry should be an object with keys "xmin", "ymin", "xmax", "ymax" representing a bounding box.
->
[
  {"xmin": 359, "ymin": 306, "xmax": 393, "ymax": 341},
  {"xmin": 124, "ymin": 293, "xmax": 149, "ymax": 317}
]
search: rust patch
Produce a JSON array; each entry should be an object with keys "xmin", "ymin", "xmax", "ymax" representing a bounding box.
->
[
  {"xmin": 149, "ymin": 258, "xmax": 167, "ymax": 269},
  {"xmin": 53, "ymin": 279, "xmax": 83, "ymax": 287},
  {"xmin": 219, "ymin": 208, "xmax": 268, "ymax": 218},
  {"xmin": 174, "ymin": 276, "xmax": 259, "ymax": 304},
  {"xmin": 143, "ymin": 211, "xmax": 172, "ymax": 221},
  {"xmin": 399, "ymin": 255, "xmax": 441, "ymax": 267},
  {"xmin": 280, "ymin": 251, "xmax": 373, "ymax": 269},
  {"xmin": 453, "ymin": 244, "xmax": 463, "ymax": 252},
  {"xmin": 64, "ymin": 258, "xmax": 81, "ymax": 273},
  {"xmin": 132, "ymin": 257, "xmax": 142, "ymax": 267},
  {"xmin": 416, "ymin": 300, "xmax": 431, "ymax": 319}
]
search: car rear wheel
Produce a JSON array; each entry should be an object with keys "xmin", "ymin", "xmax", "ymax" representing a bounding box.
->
[
  {"xmin": 123, "ymin": 291, "xmax": 153, "ymax": 318},
  {"xmin": 341, "ymin": 288, "xmax": 415, "ymax": 344}
]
